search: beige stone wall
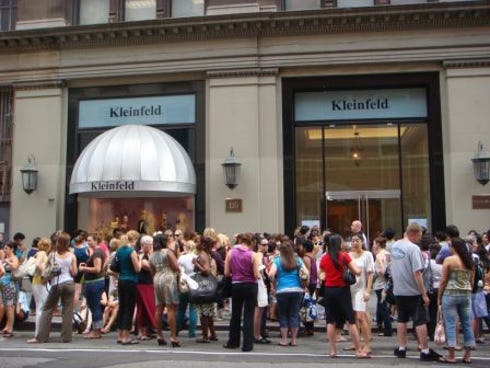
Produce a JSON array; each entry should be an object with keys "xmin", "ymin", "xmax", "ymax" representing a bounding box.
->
[
  {"xmin": 444, "ymin": 67, "xmax": 490, "ymax": 234},
  {"xmin": 207, "ymin": 73, "xmax": 283, "ymax": 234},
  {"xmin": 10, "ymin": 86, "xmax": 67, "ymax": 241}
]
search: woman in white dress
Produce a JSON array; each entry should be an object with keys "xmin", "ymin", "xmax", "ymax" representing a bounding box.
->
[{"xmin": 348, "ymin": 233, "xmax": 375, "ymax": 355}]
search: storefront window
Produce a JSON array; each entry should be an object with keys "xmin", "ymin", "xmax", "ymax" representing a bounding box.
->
[
  {"xmin": 125, "ymin": 0, "xmax": 156, "ymax": 21},
  {"xmin": 172, "ymin": 0, "xmax": 204, "ymax": 18},
  {"xmin": 83, "ymin": 197, "xmax": 194, "ymax": 238},
  {"xmin": 400, "ymin": 123, "xmax": 431, "ymax": 230},
  {"xmin": 79, "ymin": 0, "xmax": 109, "ymax": 25}
]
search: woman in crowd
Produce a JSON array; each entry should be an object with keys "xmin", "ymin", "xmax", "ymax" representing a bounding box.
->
[
  {"xmin": 193, "ymin": 236, "xmax": 219, "ymax": 343},
  {"xmin": 79, "ymin": 232, "xmax": 107, "ymax": 339},
  {"xmin": 29, "ymin": 232, "xmax": 77, "ymax": 343},
  {"xmin": 115, "ymin": 230, "xmax": 141, "ymax": 345},
  {"xmin": 150, "ymin": 232, "xmax": 180, "ymax": 347},
  {"xmin": 72, "ymin": 231, "xmax": 90, "ymax": 311},
  {"xmin": 438, "ymin": 237, "xmax": 475, "ymax": 363},
  {"xmin": 301, "ymin": 239, "xmax": 318, "ymax": 336},
  {"xmin": 0, "ymin": 241, "xmax": 19, "ymax": 337},
  {"xmin": 319, "ymin": 234, "xmax": 368, "ymax": 359},
  {"xmin": 254, "ymin": 237, "xmax": 271, "ymax": 344},
  {"xmin": 372, "ymin": 236, "xmax": 392, "ymax": 337},
  {"xmin": 136, "ymin": 235, "xmax": 156, "ymax": 340},
  {"xmin": 177, "ymin": 239, "xmax": 198, "ymax": 338},
  {"xmin": 268, "ymin": 239, "xmax": 309, "ymax": 347},
  {"xmin": 347, "ymin": 233, "xmax": 374, "ymax": 355},
  {"xmin": 224, "ymin": 233, "xmax": 259, "ymax": 351},
  {"xmin": 427, "ymin": 240, "xmax": 442, "ymax": 341},
  {"xmin": 28, "ymin": 237, "xmax": 51, "ymax": 340}
]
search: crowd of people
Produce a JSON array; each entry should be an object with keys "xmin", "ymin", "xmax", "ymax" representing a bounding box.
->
[{"xmin": 0, "ymin": 222, "xmax": 488, "ymax": 362}]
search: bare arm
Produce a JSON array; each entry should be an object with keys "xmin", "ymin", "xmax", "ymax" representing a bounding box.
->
[
  {"xmin": 348, "ymin": 261, "xmax": 361, "ymax": 276},
  {"xmin": 224, "ymin": 250, "xmax": 231, "ymax": 277},
  {"xmin": 437, "ymin": 259, "xmax": 450, "ymax": 305},
  {"xmin": 130, "ymin": 250, "xmax": 142, "ymax": 273},
  {"xmin": 166, "ymin": 250, "xmax": 180, "ymax": 272}
]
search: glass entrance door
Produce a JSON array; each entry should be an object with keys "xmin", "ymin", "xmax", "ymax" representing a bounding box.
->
[
  {"xmin": 295, "ymin": 122, "xmax": 431, "ymax": 244},
  {"xmin": 325, "ymin": 190, "xmax": 401, "ymax": 243}
]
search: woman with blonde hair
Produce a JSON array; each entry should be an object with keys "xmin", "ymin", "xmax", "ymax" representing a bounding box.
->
[
  {"xmin": 28, "ymin": 237, "xmax": 51, "ymax": 340},
  {"xmin": 177, "ymin": 239, "xmax": 198, "ymax": 338},
  {"xmin": 28, "ymin": 232, "xmax": 77, "ymax": 343}
]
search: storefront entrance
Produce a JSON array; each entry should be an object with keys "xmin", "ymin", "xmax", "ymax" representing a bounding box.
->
[{"xmin": 283, "ymin": 74, "xmax": 445, "ymax": 241}]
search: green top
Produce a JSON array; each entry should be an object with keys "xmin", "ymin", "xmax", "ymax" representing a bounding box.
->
[
  {"xmin": 444, "ymin": 268, "xmax": 472, "ymax": 296},
  {"xmin": 117, "ymin": 245, "xmax": 138, "ymax": 283}
]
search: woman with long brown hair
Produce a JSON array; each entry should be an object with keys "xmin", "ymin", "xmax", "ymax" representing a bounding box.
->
[
  {"xmin": 438, "ymin": 237, "xmax": 475, "ymax": 363},
  {"xmin": 28, "ymin": 232, "xmax": 77, "ymax": 343},
  {"xmin": 0, "ymin": 241, "xmax": 19, "ymax": 337}
]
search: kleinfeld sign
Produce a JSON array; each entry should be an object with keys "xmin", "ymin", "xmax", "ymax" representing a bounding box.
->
[
  {"xmin": 79, "ymin": 94, "xmax": 195, "ymax": 128},
  {"xmin": 91, "ymin": 181, "xmax": 135, "ymax": 191},
  {"xmin": 295, "ymin": 88, "xmax": 427, "ymax": 121}
]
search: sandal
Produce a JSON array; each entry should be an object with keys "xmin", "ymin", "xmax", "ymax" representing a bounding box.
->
[
  {"xmin": 355, "ymin": 353, "xmax": 371, "ymax": 359},
  {"xmin": 3, "ymin": 332, "xmax": 14, "ymax": 338},
  {"xmin": 343, "ymin": 345, "xmax": 356, "ymax": 351},
  {"xmin": 439, "ymin": 356, "xmax": 457, "ymax": 364}
]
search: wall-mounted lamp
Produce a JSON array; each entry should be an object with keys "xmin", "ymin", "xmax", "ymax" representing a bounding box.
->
[
  {"xmin": 472, "ymin": 141, "xmax": 490, "ymax": 186},
  {"xmin": 222, "ymin": 148, "xmax": 241, "ymax": 190},
  {"xmin": 20, "ymin": 154, "xmax": 38, "ymax": 194}
]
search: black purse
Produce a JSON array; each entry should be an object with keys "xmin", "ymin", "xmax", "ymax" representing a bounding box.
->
[
  {"xmin": 188, "ymin": 272, "xmax": 219, "ymax": 304},
  {"xmin": 109, "ymin": 251, "xmax": 120, "ymax": 273},
  {"xmin": 342, "ymin": 256, "xmax": 356, "ymax": 285}
]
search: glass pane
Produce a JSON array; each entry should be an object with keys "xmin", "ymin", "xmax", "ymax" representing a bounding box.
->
[
  {"xmin": 295, "ymin": 126, "xmax": 323, "ymax": 228},
  {"xmin": 400, "ymin": 123, "xmax": 431, "ymax": 230},
  {"xmin": 337, "ymin": 0, "xmax": 374, "ymax": 8},
  {"xmin": 285, "ymin": 0, "xmax": 321, "ymax": 11},
  {"xmin": 80, "ymin": 0, "xmax": 109, "ymax": 25},
  {"xmin": 125, "ymin": 0, "xmax": 156, "ymax": 21},
  {"xmin": 172, "ymin": 0, "xmax": 204, "ymax": 18},
  {"xmin": 324, "ymin": 124, "xmax": 402, "ymax": 241}
]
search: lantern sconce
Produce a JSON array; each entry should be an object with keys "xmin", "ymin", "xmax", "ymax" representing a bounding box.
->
[
  {"xmin": 471, "ymin": 141, "xmax": 490, "ymax": 186},
  {"xmin": 222, "ymin": 148, "xmax": 241, "ymax": 190},
  {"xmin": 20, "ymin": 154, "xmax": 38, "ymax": 194}
]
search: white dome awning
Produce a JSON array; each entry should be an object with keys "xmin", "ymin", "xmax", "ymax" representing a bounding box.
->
[{"xmin": 69, "ymin": 125, "xmax": 196, "ymax": 197}]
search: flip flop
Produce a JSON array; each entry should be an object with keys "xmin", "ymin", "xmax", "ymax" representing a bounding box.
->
[
  {"xmin": 3, "ymin": 332, "xmax": 14, "ymax": 338},
  {"xmin": 439, "ymin": 356, "xmax": 457, "ymax": 364},
  {"xmin": 355, "ymin": 353, "xmax": 371, "ymax": 359},
  {"xmin": 121, "ymin": 339, "xmax": 139, "ymax": 345},
  {"xmin": 343, "ymin": 345, "xmax": 356, "ymax": 351},
  {"xmin": 278, "ymin": 342, "xmax": 288, "ymax": 347}
]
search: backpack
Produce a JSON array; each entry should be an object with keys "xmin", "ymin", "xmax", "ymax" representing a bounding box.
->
[{"xmin": 383, "ymin": 263, "xmax": 396, "ymax": 305}]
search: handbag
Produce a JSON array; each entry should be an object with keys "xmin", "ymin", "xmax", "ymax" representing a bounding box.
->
[
  {"xmin": 13, "ymin": 257, "xmax": 37, "ymax": 279},
  {"xmin": 109, "ymin": 251, "xmax": 120, "ymax": 273},
  {"xmin": 342, "ymin": 256, "xmax": 356, "ymax": 285},
  {"xmin": 188, "ymin": 271, "xmax": 219, "ymax": 304},
  {"xmin": 257, "ymin": 276, "xmax": 268, "ymax": 307},
  {"xmin": 434, "ymin": 307, "xmax": 446, "ymax": 345},
  {"xmin": 42, "ymin": 254, "xmax": 62, "ymax": 282}
]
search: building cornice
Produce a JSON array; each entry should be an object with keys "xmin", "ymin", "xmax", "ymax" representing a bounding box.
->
[
  {"xmin": 0, "ymin": 1, "xmax": 489, "ymax": 52},
  {"xmin": 13, "ymin": 80, "xmax": 66, "ymax": 91},
  {"xmin": 443, "ymin": 58, "xmax": 490, "ymax": 68}
]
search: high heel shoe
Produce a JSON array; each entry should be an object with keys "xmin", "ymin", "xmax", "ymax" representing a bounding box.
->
[
  {"xmin": 170, "ymin": 340, "xmax": 181, "ymax": 348},
  {"xmin": 157, "ymin": 338, "xmax": 167, "ymax": 346}
]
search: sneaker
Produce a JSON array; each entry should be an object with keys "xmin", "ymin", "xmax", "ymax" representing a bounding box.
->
[
  {"xmin": 420, "ymin": 348, "xmax": 442, "ymax": 362},
  {"xmin": 394, "ymin": 347, "xmax": 406, "ymax": 358}
]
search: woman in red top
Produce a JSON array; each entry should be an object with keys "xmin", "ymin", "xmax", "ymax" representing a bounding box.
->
[{"xmin": 319, "ymin": 234, "xmax": 368, "ymax": 359}]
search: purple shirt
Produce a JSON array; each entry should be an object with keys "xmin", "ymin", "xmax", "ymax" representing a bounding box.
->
[{"xmin": 230, "ymin": 245, "xmax": 256, "ymax": 284}]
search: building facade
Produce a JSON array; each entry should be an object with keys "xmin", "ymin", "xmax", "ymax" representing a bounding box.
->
[{"xmin": 0, "ymin": 0, "xmax": 489, "ymax": 243}]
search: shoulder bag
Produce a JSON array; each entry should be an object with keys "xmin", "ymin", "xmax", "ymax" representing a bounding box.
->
[{"xmin": 342, "ymin": 255, "xmax": 356, "ymax": 285}]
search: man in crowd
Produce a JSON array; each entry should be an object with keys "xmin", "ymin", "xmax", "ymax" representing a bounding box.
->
[
  {"xmin": 391, "ymin": 222, "xmax": 442, "ymax": 362},
  {"xmin": 435, "ymin": 225, "xmax": 460, "ymax": 264}
]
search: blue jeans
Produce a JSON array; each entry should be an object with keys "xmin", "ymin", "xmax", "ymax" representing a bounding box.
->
[
  {"xmin": 276, "ymin": 291, "xmax": 303, "ymax": 329},
  {"xmin": 177, "ymin": 292, "xmax": 197, "ymax": 337},
  {"xmin": 442, "ymin": 294, "xmax": 475, "ymax": 348},
  {"xmin": 84, "ymin": 279, "xmax": 105, "ymax": 329}
]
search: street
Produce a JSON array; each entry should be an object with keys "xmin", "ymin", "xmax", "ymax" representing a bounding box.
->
[{"xmin": 1, "ymin": 327, "xmax": 489, "ymax": 368}]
